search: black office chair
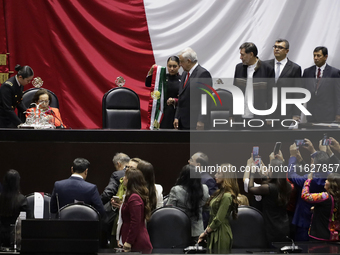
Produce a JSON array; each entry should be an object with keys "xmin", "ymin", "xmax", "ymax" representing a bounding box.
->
[
  {"xmin": 26, "ymin": 192, "xmax": 51, "ymax": 219},
  {"xmin": 230, "ymin": 205, "xmax": 268, "ymax": 249},
  {"xmin": 147, "ymin": 206, "xmax": 191, "ymax": 248},
  {"xmin": 18, "ymin": 88, "xmax": 60, "ymax": 122},
  {"xmin": 59, "ymin": 203, "xmax": 100, "ymax": 221},
  {"xmin": 102, "ymin": 87, "xmax": 141, "ymax": 129},
  {"xmin": 209, "ymin": 88, "xmax": 233, "ymax": 130}
]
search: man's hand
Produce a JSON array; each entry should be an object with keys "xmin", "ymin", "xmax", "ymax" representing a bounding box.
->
[
  {"xmin": 167, "ymin": 97, "xmax": 175, "ymax": 106},
  {"xmin": 330, "ymin": 137, "xmax": 340, "ymax": 153},
  {"xmin": 110, "ymin": 198, "xmax": 122, "ymax": 209},
  {"xmin": 173, "ymin": 118, "xmax": 179, "ymax": 129},
  {"xmin": 196, "ymin": 121, "xmax": 204, "ymax": 130},
  {"xmin": 302, "ymin": 138, "xmax": 316, "ymax": 154}
]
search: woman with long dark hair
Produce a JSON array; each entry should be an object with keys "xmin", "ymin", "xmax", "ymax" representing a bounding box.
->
[
  {"xmin": 137, "ymin": 160, "xmax": 163, "ymax": 211},
  {"xmin": 0, "ymin": 170, "xmax": 31, "ymax": 247},
  {"xmin": 248, "ymin": 153, "xmax": 292, "ymax": 244},
  {"xmin": 145, "ymin": 56, "xmax": 181, "ymax": 129},
  {"xmin": 302, "ymin": 173, "xmax": 340, "ymax": 241},
  {"xmin": 198, "ymin": 164, "xmax": 239, "ymax": 253},
  {"xmin": 118, "ymin": 168, "xmax": 152, "ymax": 253},
  {"xmin": 0, "ymin": 65, "xmax": 34, "ymax": 128},
  {"xmin": 166, "ymin": 164, "xmax": 209, "ymax": 242}
]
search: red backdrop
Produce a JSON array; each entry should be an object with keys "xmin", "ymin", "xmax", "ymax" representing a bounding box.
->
[{"xmin": 3, "ymin": 0, "xmax": 155, "ymax": 129}]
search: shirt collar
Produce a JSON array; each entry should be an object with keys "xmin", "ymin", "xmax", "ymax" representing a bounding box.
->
[
  {"xmin": 248, "ymin": 60, "xmax": 258, "ymax": 69},
  {"xmin": 317, "ymin": 62, "xmax": 327, "ymax": 72},
  {"xmin": 15, "ymin": 75, "xmax": 22, "ymax": 87},
  {"xmin": 276, "ymin": 57, "xmax": 287, "ymax": 65},
  {"xmin": 71, "ymin": 173, "xmax": 84, "ymax": 179},
  {"xmin": 188, "ymin": 62, "xmax": 198, "ymax": 76}
]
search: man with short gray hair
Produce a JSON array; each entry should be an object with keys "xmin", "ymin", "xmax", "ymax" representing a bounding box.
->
[
  {"xmin": 101, "ymin": 153, "xmax": 130, "ymax": 204},
  {"xmin": 174, "ymin": 47, "xmax": 212, "ymax": 130}
]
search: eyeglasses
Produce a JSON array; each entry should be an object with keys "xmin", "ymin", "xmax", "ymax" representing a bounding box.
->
[
  {"xmin": 38, "ymin": 100, "xmax": 49, "ymax": 104},
  {"xmin": 273, "ymin": 45, "xmax": 286, "ymax": 50}
]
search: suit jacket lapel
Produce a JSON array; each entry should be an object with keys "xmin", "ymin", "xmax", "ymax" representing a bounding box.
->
[
  {"xmin": 280, "ymin": 59, "xmax": 292, "ymax": 78},
  {"xmin": 322, "ymin": 64, "xmax": 331, "ymax": 78}
]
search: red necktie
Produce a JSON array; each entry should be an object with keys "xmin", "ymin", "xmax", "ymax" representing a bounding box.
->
[{"xmin": 183, "ymin": 72, "xmax": 190, "ymax": 88}]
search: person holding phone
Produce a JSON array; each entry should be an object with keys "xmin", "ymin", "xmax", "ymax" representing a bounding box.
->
[
  {"xmin": 0, "ymin": 65, "xmax": 34, "ymax": 128},
  {"xmin": 301, "ymin": 172, "xmax": 340, "ymax": 241},
  {"xmin": 287, "ymin": 140, "xmax": 333, "ymax": 241},
  {"xmin": 248, "ymin": 152, "xmax": 292, "ymax": 245}
]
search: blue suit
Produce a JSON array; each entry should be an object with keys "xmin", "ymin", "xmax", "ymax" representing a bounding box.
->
[{"xmin": 50, "ymin": 175, "xmax": 105, "ymax": 216}]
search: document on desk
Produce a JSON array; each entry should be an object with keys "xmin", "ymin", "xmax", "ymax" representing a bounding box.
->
[{"xmin": 34, "ymin": 192, "xmax": 44, "ymax": 219}]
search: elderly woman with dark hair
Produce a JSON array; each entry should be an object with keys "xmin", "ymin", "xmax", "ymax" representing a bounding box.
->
[
  {"xmin": 25, "ymin": 88, "xmax": 66, "ymax": 128},
  {"xmin": 0, "ymin": 170, "xmax": 32, "ymax": 247}
]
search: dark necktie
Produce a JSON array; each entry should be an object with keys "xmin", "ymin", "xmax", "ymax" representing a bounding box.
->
[{"xmin": 315, "ymin": 68, "xmax": 321, "ymax": 94}]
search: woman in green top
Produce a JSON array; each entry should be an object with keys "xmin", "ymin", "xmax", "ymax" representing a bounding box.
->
[{"xmin": 198, "ymin": 164, "xmax": 239, "ymax": 253}]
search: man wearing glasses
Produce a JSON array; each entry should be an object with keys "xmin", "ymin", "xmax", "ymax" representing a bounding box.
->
[{"xmin": 265, "ymin": 39, "xmax": 302, "ymax": 125}]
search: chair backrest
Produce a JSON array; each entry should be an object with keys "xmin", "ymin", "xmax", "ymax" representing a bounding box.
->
[
  {"xmin": 18, "ymin": 88, "xmax": 60, "ymax": 122},
  {"xmin": 229, "ymin": 205, "xmax": 268, "ymax": 248},
  {"xmin": 26, "ymin": 193, "xmax": 51, "ymax": 219},
  {"xmin": 209, "ymin": 88, "xmax": 233, "ymax": 130},
  {"xmin": 147, "ymin": 206, "xmax": 191, "ymax": 248},
  {"xmin": 59, "ymin": 203, "xmax": 100, "ymax": 221},
  {"xmin": 102, "ymin": 87, "xmax": 141, "ymax": 129}
]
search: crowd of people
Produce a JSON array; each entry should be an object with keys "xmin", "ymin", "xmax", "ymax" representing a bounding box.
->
[{"xmin": 1, "ymin": 135, "xmax": 339, "ymax": 253}]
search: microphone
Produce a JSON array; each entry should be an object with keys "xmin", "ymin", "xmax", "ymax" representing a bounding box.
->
[
  {"xmin": 280, "ymin": 236, "xmax": 302, "ymax": 253},
  {"xmin": 56, "ymin": 193, "xmax": 61, "ymax": 220},
  {"xmin": 49, "ymin": 109, "xmax": 65, "ymax": 129}
]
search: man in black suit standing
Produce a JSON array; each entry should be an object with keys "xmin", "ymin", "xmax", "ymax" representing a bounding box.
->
[
  {"xmin": 101, "ymin": 153, "xmax": 130, "ymax": 205},
  {"xmin": 50, "ymin": 158, "xmax": 105, "ymax": 216},
  {"xmin": 266, "ymin": 39, "xmax": 302, "ymax": 123},
  {"xmin": 303, "ymin": 46, "xmax": 340, "ymax": 123},
  {"xmin": 174, "ymin": 47, "xmax": 212, "ymax": 130},
  {"xmin": 233, "ymin": 42, "xmax": 275, "ymax": 126}
]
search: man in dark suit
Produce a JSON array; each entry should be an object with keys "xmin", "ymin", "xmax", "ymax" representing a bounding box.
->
[
  {"xmin": 101, "ymin": 153, "xmax": 130, "ymax": 205},
  {"xmin": 233, "ymin": 42, "xmax": 275, "ymax": 125},
  {"xmin": 174, "ymin": 47, "xmax": 212, "ymax": 130},
  {"xmin": 303, "ymin": 46, "xmax": 340, "ymax": 123},
  {"xmin": 266, "ymin": 39, "xmax": 302, "ymax": 122},
  {"xmin": 50, "ymin": 158, "xmax": 105, "ymax": 216}
]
